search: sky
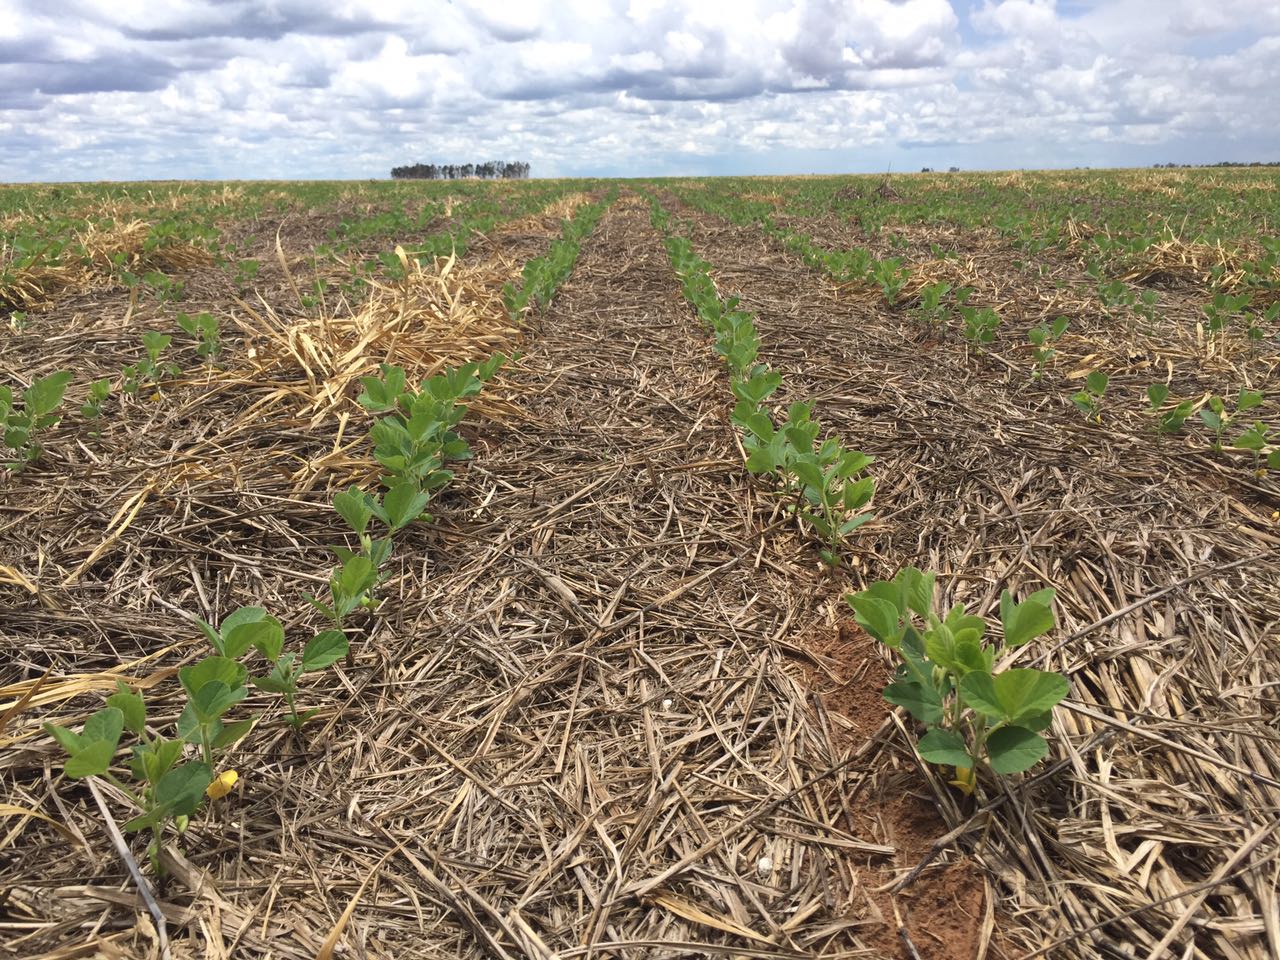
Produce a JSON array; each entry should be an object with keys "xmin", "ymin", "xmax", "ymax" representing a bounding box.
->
[{"xmin": 1, "ymin": 0, "xmax": 1278, "ymax": 181}]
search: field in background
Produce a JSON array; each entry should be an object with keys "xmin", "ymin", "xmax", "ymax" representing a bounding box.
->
[{"xmin": 2, "ymin": 168, "xmax": 1277, "ymax": 960}]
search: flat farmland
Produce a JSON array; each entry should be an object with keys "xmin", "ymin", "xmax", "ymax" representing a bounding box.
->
[{"xmin": 2, "ymin": 169, "xmax": 1277, "ymax": 959}]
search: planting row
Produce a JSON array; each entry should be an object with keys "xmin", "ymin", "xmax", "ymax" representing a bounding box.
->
[
  {"xmin": 24, "ymin": 188, "xmax": 614, "ymax": 878},
  {"xmin": 662, "ymin": 187, "xmax": 1279, "ymax": 477},
  {"xmin": 670, "ymin": 180, "xmax": 1279, "ymax": 345},
  {"xmin": 646, "ymin": 194, "xmax": 1072, "ymax": 788}
]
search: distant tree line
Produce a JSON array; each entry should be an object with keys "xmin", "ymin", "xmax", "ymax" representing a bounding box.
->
[
  {"xmin": 390, "ymin": 161, "xmax": 531, "ymax": 180},
  {"xmin": 1152, "ymin": 161, "xmax": 1280, "ymax": 168}
]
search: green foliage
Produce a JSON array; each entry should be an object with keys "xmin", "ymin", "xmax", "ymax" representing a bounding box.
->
[
  {"xmin": 1145, "ymin": 383, "xmax": 1193, "ymax": 433},
  {"xmin": 45, "ymin": 595, "xmax": 354, "ymax": 873},
  {"xmin": 1, "ymin": 370, "xmax": 72, "ymax": 471},
  {"xmin": 44, "ymin": 686, "xmax": 216, "ymax": 874},
  {"xmin": 357, "ymin": 355, "xmax": 503, "ymax": 494},
  {"xmin": 80, "ymin": 378, "xmax": 111, "ymax": 419},
  {"xmin": 1027, "ymin": 316, "xmax": 1069, "ymax": 377},
  {"xmin": 504, "ymin": 197, "xmax": 612, "ymax": 317},
  {"xmin": 176, "ymin": 311, "xmax": 221, "ymax": 361},
  {"xmin": 251, "ymin": 629, "xmax": 348, "ymax": 729},
  {"xmin": 653, "ymin": 201, "xmax": 876, "ymax": 567},
  {"xmin": 123, "ymin": 331, "xmax": 181, "ymax": 395},
  {"xmin": 1199, "ymin": 389, "xmax": 1263, "ymax": 451},
  {"xmin": 870, "ymin": 257, "xmax": 909, "ymax": 306},
  {"xmin": 234, "ymin": 258, "xmax": 260, "ymax": 288},
  {"xmin": 959, "ymin": 304, "xmax": 1000, "ymax": 346},
  {"xmin": 847, "ymin": 569, "xmax": 1066, "ymax": 784},
  {"xmin": 140, "ymin": 270, "xmax": 185, "ymax": 303},
  {"xmin": 1203, "ymin": 291, "xmax": 1251, "ymax": 334},
  {"xmin": 1072, "ymin": 370, "xmax": 1108, "ymax": 421}
]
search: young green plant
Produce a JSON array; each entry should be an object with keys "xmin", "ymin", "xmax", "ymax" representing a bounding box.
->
[
  {"xmin": 1072, "ymin": 371, "xmax": 1108, "ymax": 422},
  {"xmin": 846, "ymin": 568, "xmax": 1067, "ymax": 791},
  {"xmin": 1, "ymin": 370, "xmax": 72, "ymax": 471}
]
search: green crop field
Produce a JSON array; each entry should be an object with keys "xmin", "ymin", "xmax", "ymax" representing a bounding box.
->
[{"xmin": 2, "ymin": 169, "xmax": 1277, "ymax": 959}]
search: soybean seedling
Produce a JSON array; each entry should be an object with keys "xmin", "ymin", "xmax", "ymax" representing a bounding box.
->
[
  {"xmin": 80, "ymin": 378, "xmax": 111, "ymax": 419},
  {"xmin": 122, "ymin": 331, "xmax": 181, "ymax": 395},
  {"xmin": 960, "ymin": 304, "xmax": 1000, "ymax": 347},
  {"xmin": 307, "ymin": 555, "xmax": 380, "ymax": 632},
  {"xmin": 871, "ymin": 257, "xmax": 909, "ymax": 306},
  {"xmin": 1203, "ymin": 291, "xmax": 1251, "ymax": 335},
  {"xmin": 1027, "ymin": 316, "xmax": 1069, "ymax": 377},
  {"xmin": 357, "ymin": 356, "xmax": 504, "ymax": 494},
  {"xmin": 847, "ymin": 568, "xmax": 1067, "ymax": 792},
  {"xmin": 250, "ymin": 630, "xmax": 348, "ymax": 730},
  {"xmin": 176, "ymin": 311, "xmax": 221, "ymax": 362},
  {"xmin": 1230, "ymin": 421, "xmax": 1279, "ymax": 476},
  {"xmin": 1, "ymin": 370, "xmax": 72, "ymax": 471},
  {"xmin": 915, "ymin": 281, "xmax": 952, "ymax": 330},
  {"xmin": 45, "ymin": 688, "xmax": 214, "ymax": 874},
  {"xmin": 1145, "ymin": 383, "xmax": 1193, "ymax": 434},
  {"xmin": 1072, "ymin": 371, "xmax": 1108, "ymax": 422},
  {"xmin": 1199, "ymin": 389, "xmax": 1263, "ymax": 451}
]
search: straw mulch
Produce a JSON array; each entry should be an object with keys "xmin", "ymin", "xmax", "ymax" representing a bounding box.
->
[
  {"xmin": 1, "ymin": 195, "xmax": 909, "ymax": 959},
  {"xmin": 671, "ymin": 195, "xmax": 1280, "ymax": 960}
]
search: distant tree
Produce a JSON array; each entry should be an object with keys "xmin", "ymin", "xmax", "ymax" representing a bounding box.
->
[{"xmin": 390, "ymin": 160, "xmax": 531, "ymax": 180}]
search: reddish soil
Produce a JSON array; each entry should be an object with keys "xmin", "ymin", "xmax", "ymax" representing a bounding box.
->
[{"xmin": 795, "ymin": 619, "xmax": 989, "ymax": 959}]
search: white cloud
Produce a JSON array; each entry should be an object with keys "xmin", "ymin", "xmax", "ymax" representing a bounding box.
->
[{"xmin": 0, "ymin": 0, "xmax": 1276, "ymax": 180}]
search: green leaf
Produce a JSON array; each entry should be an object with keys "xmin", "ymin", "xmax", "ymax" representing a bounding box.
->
[
  {"xmin": 65, "ymin": 739, "xmax": 117, "ymax": 778},
  {"xmin": 83, "ymin": 706, "xmax": 125, "ymax": 748},
  {"xmin": 957, "ymin": 672, "xmax": 1003, "ymax": 720},
  {"xmin": 917, "ymin": 729, "xmax": 973, "ymax": 768},
  {"xmin": 1146, "ymin": 383, "xmax": 1168, "ymax": 410},
  {"xmin": 191, "ymin": 680, "xmax": 247, "ymax": 723},
  {"xmin": 225, "ymin": 619, "xmax": 284, "ymax": 663},
  {"xmin": 790, "ymin": 459, "xmax": 825, "ymax": 493},
  {"xmin": 1238, "ymin": 389, "xmax": 1263, "ymax": 412},
  {"xmin": 333, "ymin": 486, "xmax": 373, "ymax": 535},
  {"xmin": 106, "ymin": 684, "xmax": 146, "ymax": 736},
  {"xmin": 337, "ymin": 555, "xmax": 377, "ymax": 597},
  {"xmin": 23, "ymin": 371, "xmax": 72, "ymax": 417},
  {"xmin": 999, "ymin": 589, "xmax": 1056, "ymax": 648},
  {"xmin": 210, "ymin": 717, "xmax": 256, "ymax": 748},
  {"xmin": 44, "ymin": 722, "xmax": 84, "ymax": 755},
  {"xmin": 123, "ymin": 808, "xmax": 167, "ymax": 832},
  {"xmin": 961, "ymin": 669, "xmax": 1068, "ymax": 724},
  {"xmin": 883, "ymin": 680, "xmax": 944, "ymax": 725},
  {"xmin": 220, "ymin": 606, "xmax": 268, "ymax": 634},
  {"xmin": 139, "ymin": 738, "xmax": 184, "ymax": 785},
  {"xmin": 1086, "ymin": 370, "xmax": 1108, "ymax": 397},
  {"xmin": 1232, "ymin": 424, "xmax": 1268, "ymax": 451},
  {"xmin": 302, "ymin": 630, "xmax": 349, "ymax": 671},
  {"xmin": 250, "ymin": 674, "xmax": 292, "ymax": 694},
  {"xmin": 382, "ymin": 481, "xmax": 430, "ymax": 531},
  {"xmin": 898, "ymin": 568, "xmax": 935, "ymax": 618},
  {"xmin": 847, "ymin": 594, "xmax": 904, "ymax": 648},
  {"xmin": 155, "ymin": 762, "xmax": 213, "ymax": 816},
  {"xmin": 179, "ymin": 656, "xmax": 246, "ymax": 697},
  {"xmin": 986, "ymin": 726, "xmax": 1048, "ymax": 774},
  {"xmin": 194, "ymin": 616, "xmax": 223, "ymax": 652}
]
